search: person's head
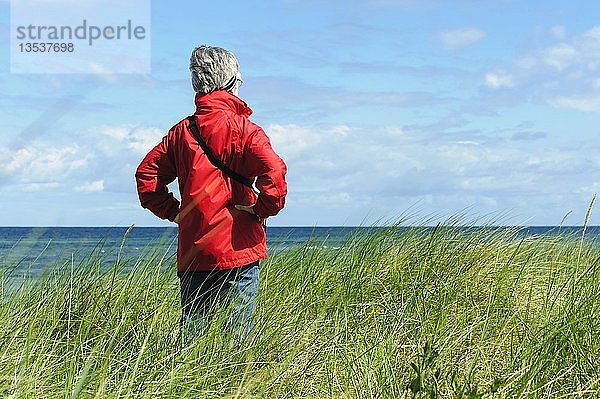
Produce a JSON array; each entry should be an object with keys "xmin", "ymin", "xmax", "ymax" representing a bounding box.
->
[{"xmin": 189, "ymin": 45, "xmax": 242, "ymax": 95}]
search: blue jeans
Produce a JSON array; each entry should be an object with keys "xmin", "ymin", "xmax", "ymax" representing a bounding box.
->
[{"xmin": 177, "ymin": 261, "xmax": 259, "ymax": 343}]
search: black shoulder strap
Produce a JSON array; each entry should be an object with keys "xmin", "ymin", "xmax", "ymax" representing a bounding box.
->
[{"xmin": 187, "ymin": 116, "xmax": 255, "ymax": 190}]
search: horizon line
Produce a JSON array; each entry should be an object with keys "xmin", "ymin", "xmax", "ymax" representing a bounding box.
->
[{"xmin": 0, "ymin": 225, "xmax": 598, "ymax": 228}]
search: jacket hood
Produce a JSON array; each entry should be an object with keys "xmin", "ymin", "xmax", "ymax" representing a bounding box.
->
[{"xmin": 194, "ymin": 90, "xmax": 253, "ymax": 117}]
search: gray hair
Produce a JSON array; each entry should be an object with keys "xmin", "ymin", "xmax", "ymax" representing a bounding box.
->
[{"xmin": 189, "ymin": 45, "xmax": 239, "ymax": 94}]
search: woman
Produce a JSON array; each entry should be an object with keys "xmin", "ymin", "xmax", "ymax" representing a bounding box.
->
[{"xmin": 135, "ymin": 45, "xmax": 287, "ymax": 342}]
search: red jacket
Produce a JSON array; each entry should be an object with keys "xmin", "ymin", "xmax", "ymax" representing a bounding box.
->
[{"xmin": 135, "ymin": 91, "xmax": 287, "ymax": 271}]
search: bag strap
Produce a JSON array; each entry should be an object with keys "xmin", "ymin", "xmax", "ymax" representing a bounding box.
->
[{"xmin": 187, "ymin": 115, "xmax": 255, "ymax": 190}]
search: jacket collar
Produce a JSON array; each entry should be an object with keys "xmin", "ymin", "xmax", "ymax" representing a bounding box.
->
[{"xmin": 194, "ymin": 90, "xmax": 253, "ymax": 117}]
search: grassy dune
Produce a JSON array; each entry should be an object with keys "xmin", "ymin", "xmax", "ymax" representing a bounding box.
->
[{"xmin": 0, "ymin": 222, "xmax": 598, "ymax": 398}]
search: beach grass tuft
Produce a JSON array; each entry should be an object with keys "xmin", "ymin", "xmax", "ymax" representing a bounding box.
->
[{"xmin": 0, "ymin": 218, "xmax": 598, "ymax": 398}]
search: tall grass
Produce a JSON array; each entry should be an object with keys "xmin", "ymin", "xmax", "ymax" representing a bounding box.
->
[{"xmin": 0, "ymin": 220, "xmax": 598, "ymax": 398}]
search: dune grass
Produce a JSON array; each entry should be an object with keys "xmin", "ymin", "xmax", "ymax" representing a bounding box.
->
[{"xmin": 0, "ymin": 220, "xmax": 598, "ymax": 398}]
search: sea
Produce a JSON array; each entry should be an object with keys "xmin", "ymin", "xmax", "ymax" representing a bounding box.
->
[{"xmin": 0, "ymin": 226, "xmax": 598, "ymax": 277}]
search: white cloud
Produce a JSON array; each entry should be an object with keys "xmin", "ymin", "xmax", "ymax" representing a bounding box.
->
[
  {"xmin": 74, "ymin": 180, "xmax": 105, "ymax": 193},
  {"xmin": 267, "ymin": 124, "xmax": 316, "ymax": 161},
  {"xmin": 484, "ymin": 72, "xmax": 515, "ymax": 89},
  {"xmin": 0, "ymin": 147, "xmax": 36, "ymax": 176},
  {"xmin": 453, "ymin": 140, "xmax": 479, "ymax": 145},
  {"xmin": 88, "ymin": 63, "xmax": 119, "ymax": 83},
  {"xmin": 439, "ymin": 28, "xmax": 486, "ymax": 49},
  {"xmin": 535, "ymin": 27, "xmax": 600, "ymax": 72},
  {"xmin": 482, "ymin": 25, "xmax": 600, "ymax": 112},
  {"xmin": 267, "ymin": 124, "xmax": 337, "ymax": 162},
  {"xmin": 99, "ymin": 125, "xmax": 131, "ymax": 141},
  {"xmin": 273, "ymin": 116, "xmax": 600, "ymax": 224},
  {"xmin": 549, "ymin": 95, "xmax": 600, "ymax": 112},
  {"xmin": 97, "ymin": 125, "xmax": 164, "ymax": 155},
  {"xmin": 0, "ymin": 123, "xmax": 164, "ymax": 194},
  {"xmin": 1, "ymin": 117, "xmax": 597, "ymax": 225},
  {"xmin": 543, "ymin": 43, "xmax": 578, "ymax": 71},
  {"xmin": 0, "ymin": 144, "xmax": 86, "ymax": 181}
]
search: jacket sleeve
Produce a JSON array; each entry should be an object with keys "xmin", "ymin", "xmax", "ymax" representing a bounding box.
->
[
  {"xmin": 243, "ymin": 127, "xmax": 287, "ymax": 219},
  {"xmin": 135, "ymin": 134, "xmax": 180, "ymax": 222}
]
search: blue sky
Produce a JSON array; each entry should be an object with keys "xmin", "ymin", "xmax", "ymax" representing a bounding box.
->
[{"xmin": 1, "ymin": 0, "xmax": 599, "ymax": 226}]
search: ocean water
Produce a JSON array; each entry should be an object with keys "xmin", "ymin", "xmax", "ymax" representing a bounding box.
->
[
  {"xmin": 0, "ymin": 226, "xmax": 598, "ymax": 276},
  {"xmin": 0, "ymin": 227, "xmax": 357, "ymax": 276}
]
